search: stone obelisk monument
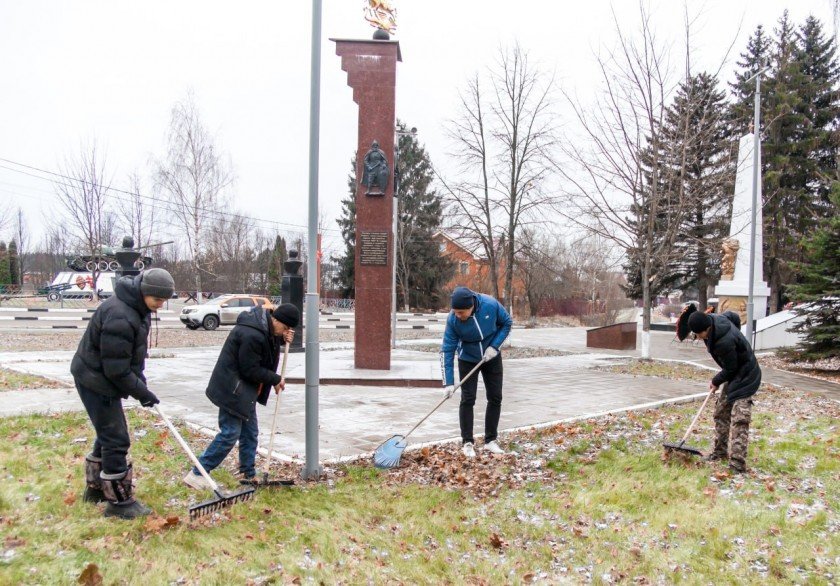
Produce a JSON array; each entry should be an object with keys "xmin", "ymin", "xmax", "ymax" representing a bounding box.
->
[
  {"xmin": 332, "ymin": 25, "xmax": 401, "ymax": 369},
  {"xmin": 715, "ymin": 133, "xmax": 771, "ymax": 325}
]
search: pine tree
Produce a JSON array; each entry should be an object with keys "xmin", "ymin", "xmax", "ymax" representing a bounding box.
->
[
  {"xmin": 8, "ymin": 240, "xmax": 20, "ymax": 286},
  {"xmin": 786, "ymin": 186, "xmax": 840, "ymax": 360},
  {"xmin": 793, "ymin": 16, "xmax": 840, "ymax": 217},
  {"xmin": 0, "ymin": 241, "xmax": 9, "ymax": 285},
  {"xmin": 394, "ymin": 122, "xmax": 454, "ymax": 309},
  {"xmin": 668, "ymin": 72, "xmax": 733, "ymax": 307},
  {"xmin": 729, "ymin": 25, "xmax": 772, "ymax": 135},
  {"xmin": 266, "ymin": 235, "xmax": 286, "ymax": 297},
  {"xmin": 333, "ymin": 158, "xmax": 357, "ymax": 298}
]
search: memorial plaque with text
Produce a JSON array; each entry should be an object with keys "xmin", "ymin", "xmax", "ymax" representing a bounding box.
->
[{"xmin": 359, "ymin": 231, "xmax": 389, "ymax": 266}]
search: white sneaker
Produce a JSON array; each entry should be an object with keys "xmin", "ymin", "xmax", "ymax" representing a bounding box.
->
[
  {"xmin": 461, "ymin": 442, "xmax": 476, "ymax": 458},
  {"xmin": 484, "ymin": 440, "xmax": 506, "ymax": 455},
  {"xmin": 183, "ymin": 470, "xmax": 212, "ymax": 490}
]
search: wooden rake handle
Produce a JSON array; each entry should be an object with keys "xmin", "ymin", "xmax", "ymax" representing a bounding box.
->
[
  {"xmin": 154, "ymin": 405, "xmax": 221, "ymax": 493},
  {"xmin": 263, "ymin": 341, "xmax": 291, "ymax": 475},
  {"xmin": 403, "ymin": 358, "xmax": 486, "ymax": 441},
  {"xmin": 678, "ymin": 383, "xmax": 722, "ymax": 445}
]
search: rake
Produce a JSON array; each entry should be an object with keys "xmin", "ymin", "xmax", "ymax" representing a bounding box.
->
[
  {"xmin": 662, "ymin": 383, "xmax": 721, "ymax": 457},
  {"xmin": 154, "ymin": 405, "xmax": 254, "ymax": 519},
  {"xmin": 241, "ymin": 342, "xmax": 295, "ymax": 488},
  {"xmin": 373, "ymin": 358, "xmax": 486, "ymax": 469}
]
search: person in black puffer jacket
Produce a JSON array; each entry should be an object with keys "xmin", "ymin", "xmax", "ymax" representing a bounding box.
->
[
  {"xmin": 688, "ymin": 310, "xmax": 762, "ymax": 474},
  {"xmin": 70, "ymin": 268, "xmax": 175, "ymax": 519},
  {"xmin": 183, "ymin": 303, "xmax": 299, "ymax": 490}
]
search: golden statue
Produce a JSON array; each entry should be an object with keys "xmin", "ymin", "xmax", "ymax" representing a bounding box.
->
[
  {"xmin": 720, "ymin": 238, "xmax": 740, "ymax": 281},
  {"xmin": 365, "ymin": 0, "xmax": 397, "ymax": 34}
]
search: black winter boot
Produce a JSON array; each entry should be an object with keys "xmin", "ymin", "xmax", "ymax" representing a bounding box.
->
[
  {"xmin": 83, "ymin": 454, "xmax": 107, "ymax": 503},
  {"xmin": 101, "ymin": 465, "xmax": 152, "ymax": 519}
]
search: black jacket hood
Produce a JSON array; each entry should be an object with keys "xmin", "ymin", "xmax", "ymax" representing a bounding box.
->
[{"xmin": 115, "ymin": 275, "xmax": 150, "ymax": 317}]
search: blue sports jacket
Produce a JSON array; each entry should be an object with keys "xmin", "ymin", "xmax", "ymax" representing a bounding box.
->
[{"xmin": 440, "ymin": 291, "xmax": 513, "ymax": 386}]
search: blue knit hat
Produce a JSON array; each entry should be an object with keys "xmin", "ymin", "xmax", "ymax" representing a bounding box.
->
[{"xmin": 451, "ymin": 287, "xmax": 474, "ymax": 309}]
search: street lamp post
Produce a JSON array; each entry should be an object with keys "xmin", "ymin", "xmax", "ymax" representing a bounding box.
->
[
  {"xmin": 392, "ymin": 126, "xmax": 417, "ymax": 349},
  {"xmin": 744, "ymin": 65, "xmax": 769, "ymax": 347}
]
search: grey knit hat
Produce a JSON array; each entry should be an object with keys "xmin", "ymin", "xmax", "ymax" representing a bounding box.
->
[{"xmin": 139, "ymin": 268, "xmax": 175, "ymax": 299}]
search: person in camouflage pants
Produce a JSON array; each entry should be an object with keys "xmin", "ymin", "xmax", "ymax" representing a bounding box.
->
[
  {"xmin": 710, "ymin": 389, "xmax": 754, "ymax": 472},
  {"xmin": 687, "ymin": 310, "xmax": 761, "ymax": 474}
]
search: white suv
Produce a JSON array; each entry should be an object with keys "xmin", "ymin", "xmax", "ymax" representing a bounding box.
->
[{"xmin": 180, "ymin": 295, "xmax": 275, "ymax": 330}]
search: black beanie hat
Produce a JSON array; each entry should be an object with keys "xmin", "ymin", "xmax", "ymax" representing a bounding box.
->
[
  {"xmin": 451, "ymin": 287, "xmax": 474, "ymax": 309},
  {"xmin": 271, "ymin": 304, "xmax": 300, "ymax": 328},
  {"xmin": 687, "ymin": 311, "xmax": 713, "ymax": 334},
  {"xmin": 139, "ymin": 268, "xmax": 175, "ymax": 299}
]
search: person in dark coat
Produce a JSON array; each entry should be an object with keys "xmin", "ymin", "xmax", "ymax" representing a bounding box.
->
[
  {"xmin": 183, "ymin": 304, "xmax": 299, "ymax": 489},
  {"xmin": 70, "ymin": 268, "xmax": 175, "ymax": 519},
  {"xmin": 441, "ymin": 287, "xmax": 513, "ymax": 458},
  {"xmin": 687, "ymin": 310, "xmax": 762, "ymax": 473}
]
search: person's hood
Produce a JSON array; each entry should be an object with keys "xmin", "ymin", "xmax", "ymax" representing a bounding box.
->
[
  {"xmin": 115, "ymin": 275, "xmax": 149, "ymax": 317},
  {"xmin": 710, "ymin": 313, "xmax": 733, "ymax": 342},
  {"xmin": 236, "ymin": 306, "xmax": 272, "ymax": 337}
]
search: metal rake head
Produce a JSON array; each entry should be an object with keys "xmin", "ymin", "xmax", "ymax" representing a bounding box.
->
[
  {"xmin": 373, "ymin": 435, "xmax": 407, "ymax": 469},
  {"xmin": 188, "ymin": 486, "xmax": 255, "ymax": 520},
  {"xmin": 662, "ymin": 442, "xmax": 704, "ymax": 457}
]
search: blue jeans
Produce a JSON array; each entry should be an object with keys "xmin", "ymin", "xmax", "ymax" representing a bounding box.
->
[{"xmin": 195, "ymin": 406, "xmax": 259, "ymax": 478}]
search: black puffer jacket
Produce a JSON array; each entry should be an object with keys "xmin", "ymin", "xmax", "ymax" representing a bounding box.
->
[
  {"xmin": 704, "ymin": 313, "xmax": 761, "ymax": 403},
  {"xmin": 70, "ymin": 275, "xmax": 155, "ymax": 402},
  {"xmin": 205, "ymin": 307, "xmax": 283, "ymax": 421}
]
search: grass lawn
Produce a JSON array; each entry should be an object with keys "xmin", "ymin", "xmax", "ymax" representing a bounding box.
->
[
  {"xmin": 0, "ymin": 385, "xmax": 837, "ymax": 585},
  {"xmin": 0, "ymin": 367, "xmax": 68, "ymax": 392}
]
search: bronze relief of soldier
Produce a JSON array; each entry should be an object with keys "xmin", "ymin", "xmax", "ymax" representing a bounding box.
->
[{"xmin": 362, "ymin": 140, "xmax": 389, "ymax": 195}]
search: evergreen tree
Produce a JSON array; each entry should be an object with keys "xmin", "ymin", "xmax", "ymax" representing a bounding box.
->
[
  {"xmin": 729, "ymin": 25, "xmax": 772, "ymax": 136},
  {"xmin": 394, "ymin": 122, "xmax": 454, "ymax": 309},
  {"xmin": 786, "ymin": 186, "xmax": 840, "ymax": 360},
  {"xmin": 0, "ymin": 241, "xmax": 9, "ymax": 285},
  {"xmin": 8, "ymin": 240, "xmax": 20, "ymax": 286},
  {"xmin": 793, "ymin": 16, "xmax": 840, "ymax": 216},
  {"xmin": 729, "ymin": 12, "xmax": 840, "ymax": 312},
  {"xmin": 669, "ymin": 72, "xmax": 733, "ymax": 307},
  {"xmin": 266, "ymin": 235, "xmax": 286, "ymax": 297},
  {"xmin": 333, "ymin": 158, "xmax": 357, "ymax": 298}
]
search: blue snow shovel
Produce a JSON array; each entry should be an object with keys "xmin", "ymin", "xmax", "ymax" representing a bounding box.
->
[{"xmin": 373, "ymin": 358, "xmax": 486, "ymax": 469}]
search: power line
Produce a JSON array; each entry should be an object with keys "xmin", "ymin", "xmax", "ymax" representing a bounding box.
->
[{"xmin": 0, "ymin": 157, "xmax": 343, "ymax": 235}]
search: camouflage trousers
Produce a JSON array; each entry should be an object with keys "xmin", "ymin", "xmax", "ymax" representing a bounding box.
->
[{"xmin": 711, "ymin": 392, "xmax": 753, "ymax": 471}]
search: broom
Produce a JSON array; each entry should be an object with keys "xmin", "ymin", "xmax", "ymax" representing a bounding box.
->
[
  {"xmin": 241, "ymin": 341, "xmax": 295, "ymax": 487},
  {"xmin": 154, "ymin": 405, "xmax": 255, "ymax": 519},
  {"xmin": 373, "ymin": 358, "xmax": 486, "ymax": 469}
]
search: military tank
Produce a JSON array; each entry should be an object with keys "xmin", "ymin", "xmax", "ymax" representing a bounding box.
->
[{"xmin": 65, "ymin": 245, "xmax": 153, "ymax": 272}]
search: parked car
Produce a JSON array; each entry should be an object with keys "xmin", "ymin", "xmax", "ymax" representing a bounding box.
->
[{"xmin": 180, "ymin": 295, "xmax": 275, "ymax": 330}]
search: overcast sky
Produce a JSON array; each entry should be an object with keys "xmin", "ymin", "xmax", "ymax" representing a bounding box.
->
[{"xmin": 0, "ymin": 0, "xmax": 834, "ymax": 259}]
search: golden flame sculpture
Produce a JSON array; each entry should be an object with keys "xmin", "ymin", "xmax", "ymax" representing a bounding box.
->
[{"xmin": 364, "ymin": 0, "xmax": 397, "ymax": 34}]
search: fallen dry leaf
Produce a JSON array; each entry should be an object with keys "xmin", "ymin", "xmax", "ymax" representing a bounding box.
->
[
  {"xmin": 4, "ymin": 536, "xmax": 26, "ymax": 548},
  {"xmin": 64, "ymin": 491, "xmax": 77, "ymax": 506},
  {"xmin": 489, "ymin": 532, "xmax": 507, "ymax": 550},
  {"xmin": 77, "ymin": 563, "xmax": 103, "ymax": 586},
  {"xmin": 143, "ymin": 515, "xmax": 180, "ymax": 533},
  {"xmin": 765, "ymin": 480, "xmax": 776, "ymax": 492}
]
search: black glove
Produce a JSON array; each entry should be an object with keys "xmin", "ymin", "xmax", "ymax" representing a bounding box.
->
[{"xmin": 135, "ymin": 388, "xmax": 160, "ymax": 408}]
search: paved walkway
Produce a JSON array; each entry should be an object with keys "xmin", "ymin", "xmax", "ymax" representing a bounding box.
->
[{"xmin": 1, "ymin": 327, "xmax": 837, "ymax": 463}]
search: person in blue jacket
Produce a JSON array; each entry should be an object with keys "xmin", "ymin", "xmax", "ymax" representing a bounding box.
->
[{"xmin": 440, "ymin": 286, "xmax": 513, "ymax": 457}]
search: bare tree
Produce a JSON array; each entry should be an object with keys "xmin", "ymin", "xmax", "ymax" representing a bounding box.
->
[
  {"xmin": 443, "ymin": 43, "xmax": 556, "ymax": 306},
  {"xmin": 155, "ymin": 95, "xmax": 232, "ymax": 301},
  {"xmin": 14, "ymin": 208, "xmax": 27, "ymax": 284},
  {"xmin": 518, "ymin": 227, "xmax": 564, "ymax": 321},
  {"xmin": 56, "ymin": 143, "xmax": 111, "ymax": 300},
  {"xmin": 118, "ymin": 172, "xmax": 157, "ymax": 250},
  {"xmin": 554, "ymin": 6, "xmax": 695, "ymax": 358}
]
